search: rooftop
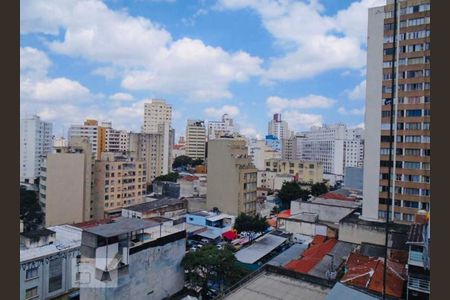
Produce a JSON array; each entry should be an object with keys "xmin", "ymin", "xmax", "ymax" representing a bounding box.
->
[
  {"xmin": 235, "ymin": 233, "xmax": 288, "ymax": 264},
  {"xmin": 341, "ymin": 253, "xmax": 406, "ymax": 299},
  {"xmin": 267, "ymin": 243, "xmax": 308, "ymax": 267},
  {"xmin": 222, "ymin": 270, "xmax": 330, "ymax": 300},
  {"xmin": 20, "ymin": 225, "xmax": 82, "ymax": 263},
  {"xmin": 124, "ymin": 198, "xmax": 186, "ymax": 213},
  {"xmin": 84, "ymin": 217, "xmax": 159, "ymax": 238},
  {"xmin": 324, "ymin": 283, "xmax": 379, "ymax": 300}
]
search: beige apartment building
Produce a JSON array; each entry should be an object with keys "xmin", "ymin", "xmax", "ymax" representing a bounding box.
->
[
  {"xmin": 143, "ymin": 99, "xmax": 172, "ymax": 134},
  {"xmin": 185, "ymin": 119, "xmax": 206, "ymax": 160},
  {"xmin": 93, "ymin": 152, "xmax": 147, "ymax": 218},
  {"xmin": 40, "ymin": 137, "xmax": 94, "ymax": 227},
  {"xmin": 264, "ymin": 159, "xmax": 324, "ymax": 184},
  {"xmin": 207, "ymin": 138, "xmax": 258, "ymax": 216}
]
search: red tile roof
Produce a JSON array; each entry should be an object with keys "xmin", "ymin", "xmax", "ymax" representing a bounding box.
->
[
  {"xmin": 284, "ymin": 237, "xmax": 337, "ymax": 274},
  {"xmin": 341, "ymin": 253, "xmax": 406, "ymax": 298},
  {"xmin": 277, "ymin": 209, "xmax": 291, "ymax": 218},
  {"xmin": 320, "ymin": 192, "xmax": 354, "ymax": 201}
]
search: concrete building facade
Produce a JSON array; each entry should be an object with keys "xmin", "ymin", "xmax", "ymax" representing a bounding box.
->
[
  {"xmin": 264, "ymin": 159, "xmax": 324, "ymax": 184},
  {"xmin": 185, "ymin": 119, "xmax": 206, "ymax": 160},
  {"xmin": 40, "ymin": 137, "xmax": 94, "ymax": 227},
  {"xmin": 69, "ymin": 119, "xmax": 101, "ymax": 159},
  {"xmin": 363, "ymin": 0, "xmax": 431, "ymax": 222},
  {"xmin": 207, "ymin": 113, "xmax": 235, "ymax": 140},
  {"xmin": 143, "ymin": 99, "xmax": 172, "ymax": 134},
  {"xmin": 94, "ymin": 152, "xmax": 146, "ymax": 218},
  {"xmin": 20, "ymin": 226, "xmax": 82, "ymax": 300},
  {"xmin": 268, "ymin": 113, "xmax": 290, "ymax": 140},
  {"xmin": 207, "ymin": 138, "xmax": 258, "ymax": 215},
  {"xmin": 20, "ymin": 115, "xmax": 53, "ymax": 183},
  {"xmin": 129, "ymin": 123, "xmax": 172, "ymax": 184}
]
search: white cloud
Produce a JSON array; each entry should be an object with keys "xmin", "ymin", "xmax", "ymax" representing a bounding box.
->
[
  {"xmin": 204, "ymin": 105, "xmax": 240, "ymax": 119},
  {"xmin": 109, "ymin": 92, "xmax": 134, "ymax": 101},
  {"xmin": 20, "ymin": 47, "xmax": 92, "ymax": 103},
  {"xmin": 348, "ymin": 80, "xmax": 366, "ymax": 100},
  {"xmin": 218, "ymin": 0, "xmax": 385, "ymax": 82},
  {"xmin": 282, "ymin": 111, "xmax": 323, "ymax": 131},
  {"xmin": 92, "ymin": 67, "xmax": 120, "ymax": 80},
  {"xmin": 266, "ymin": 95, "xmax": 335, "ymax": 114},
  {"xmin": 20, "ymin": 47, "xmax": 51, "ymax": 78},
  {"xmin": 21, "ymin": 0, "xmax": 262, "ymax": 100},
  {"xmin": 338, "ymin": 106, "xmax": 365, "ymax": 116},
  {"xmin": 354, "ymin": 122, "xmax": 365, "ymax": 129},
  {"xmin": 240, "ymin": 127, "xmax": 261, "ymax": 139}
]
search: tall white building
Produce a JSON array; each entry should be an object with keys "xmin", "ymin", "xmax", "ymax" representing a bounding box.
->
[
  {"xmin": 207, "ymin": 114, "xmax": 235, "ymax": 140},
  {"xmin": 20, "ymin": 115, "xmax": 53, "ymax": 183},
  {"xmin": 295, "ymin": 124, "xmax": 364, "ymax": 176},
  {"xmin": 248, "ymin": 138, "xmax": 281, "ymax": 170},
  {"xmin": 268, "ymin": 113, "xmax": 290, "ymax": 140},
  {"xmin": 101, "ymin": 122, "xmax": 129, "ymax": 152},
  {"xmin": 143, "ymin": 99, "xmax": 172, "ymax": 134},
  {"xmin": 185, "ymin": 120, "xmax": 206, "ymax": 160},
  {"xmin": 68, "ymin": 119, "xmax": 100, "ymax": 159}
]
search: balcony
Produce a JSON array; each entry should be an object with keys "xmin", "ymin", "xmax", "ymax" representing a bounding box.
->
[{"xmin": 408, "ymin": 276, "xmax": 430, "ymax": 294}]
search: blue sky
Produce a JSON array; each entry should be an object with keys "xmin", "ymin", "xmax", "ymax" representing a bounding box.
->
[{"xmin": 20, "ymin": 0, "xmax": 385, "ymax": 139}]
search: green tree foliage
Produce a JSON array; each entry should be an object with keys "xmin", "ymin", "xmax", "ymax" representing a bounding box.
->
[
  {"xmin": 153, "ymin": 172, "xmax": 179, "ymax": 182},
  {"xmin": 172, "ymin": 155, "xmax": 192, "ymax": 169},
  {"xmin": 277, "ymin": 181, "xmax": 310, "ymax": 209},
  {"xmin": 234, "ymin": 213, "xmax": 269, "ymax": 237},
  {"xmin": 310, "ymin": 182, "xmax": 329, "ymax": 197},
  {"xmin": 20, "ymin": 186, "xmax": 44, "ymax": 232},
  {"xmin": 182, "ymin": 245, "xmax": 249, "ymax": 298}
]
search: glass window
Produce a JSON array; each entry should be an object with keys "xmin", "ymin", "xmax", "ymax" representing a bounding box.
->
[
  {"xmin": 26, "ymin": 267, "xmax": 39, "ymax": 280},
  {"xmin": 48, "ymin": 257, "xmax": 63, "ymax": 292},
  {"xmin": 25, "ymin": 287, "xmax": 38, "ymax": 300}
]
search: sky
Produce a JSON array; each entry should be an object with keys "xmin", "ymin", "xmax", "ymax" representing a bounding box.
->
[{"xmin": 20, "ymin": 0, "xmax": 386, "ymax": 140}]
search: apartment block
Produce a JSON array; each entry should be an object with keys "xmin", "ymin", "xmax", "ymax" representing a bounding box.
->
[
  {"xmin": 143, "ymin": 99, "xmax": 172, "ymax": 134},
  {"xmin": 20, "ymin": 226, "xmax": 82, "ymax": 300},
  {"xmin": 129, "ymin": 123, "xmax": 172, "ymax": 184},
  {"xmin": 207, "ymin": 138, "xmax": 258, "ymax": 216},
  {"xmin": 295, "ymin": 124, "xmax": 364, "ymax": 176},
  {"xmin": 248, "ymin": 138, "xmax": 281, "ymax": 170},
  {"xmin": 207, "ymin": 113, "xmax": 236, "ymax": 140},
  {"xmin": 268, "ymin": 113, "xmax": 290, "ymax": 140},
  {"xmin": 79, "ymin": 217, "xmax": 185, "ymax": 300},
  {"xmin": 363, "ymin": 0, "xmax": 431, "ymax": 223},
  {"xmin": 69, "ymin": 120, "xmax": 101, "ymax": 159},
  {"xmin": 20, "ymin": 115, "xmax": 53, "ymax": 183},
  {"xmin": 264, "ymin": 159, "xmax": 324, "ymax": 184},
  {"xmin": 101, "ymin": 122, "xmax": 129, "ymax": 152},
  {"xmin": 40, "ymin": 137, "xmax": 94, "ymax": 227},
  {"xmin": 185, "ymin": 119, "xmax": 206, "ymax": 160},
  {"xmin": 93, "ymin": 152, "xmax": 146, "ymax": 218}
]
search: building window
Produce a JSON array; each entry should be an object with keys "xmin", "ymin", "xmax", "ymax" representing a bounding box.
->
[
  {"xmin": 403, "ymin": 214, "xmax": 415, "ymax": 222},
  {"xmin": 25, "ymin": 287, "xmax": 38, "ymax": 299},
  {"xmin": 48, "ymin": 257, "xmax": 63, "ymax": 293},
  {"xmin": 26, "ymin": 267, "xmax": 39, "ymax": 280}
]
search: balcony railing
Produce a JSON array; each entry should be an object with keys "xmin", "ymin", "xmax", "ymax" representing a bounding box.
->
[{"xmin": 408, "ymin": 276, "xmax": 430, "ymax": 294}]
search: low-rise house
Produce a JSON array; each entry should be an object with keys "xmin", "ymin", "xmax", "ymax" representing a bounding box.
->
[
  {"xmin": 20, "ymin": 226, "xmax": 82, "ymax": 300},
  {"xmin": 186, "ymin": 211, "xmax": 235, "ymax": 241}
]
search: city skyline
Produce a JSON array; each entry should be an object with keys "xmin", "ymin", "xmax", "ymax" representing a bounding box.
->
[{"xmin": 20, "ymin": 0, "xmax": 383, "ymax": 139}]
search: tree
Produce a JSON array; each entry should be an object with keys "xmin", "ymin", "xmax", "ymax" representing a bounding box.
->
[
  {"xmin": 153, "ymin": 172, "xmax": 179, "ymax": 182},
  {"xmin": 277, "ymin": 181, "xmax": 310, "ymax": 209},
  {"xmin": 191, "ymin": 158, "xmax": 204, "ymax": 167},
  {"xmin": 182, "ymin": 245, "xmax": 249, "ymax": 298},
  {"xmin": 310, "ymin": 182, "xmax": 329, "ymax": 197},
  {"xmin": 20, "ymin": 186, "xmax": 44, "ymax": 232},
  {"xmin": 234, "ymin": 213, "xmax": 268, "ymax": 241},
  {"xmin": 172, "ymin": 155, "xmax": 192, "ymax": 169}
]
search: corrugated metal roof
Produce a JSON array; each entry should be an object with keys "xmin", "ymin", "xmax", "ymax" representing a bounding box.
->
[
  {"xmin": 267, "ymin": 243, "xmax": 308, "ymax": 267},
  {"xmin": 324, "ymin": 283, "xmax": 378, "ymax": 300},
  {"xmin": 235, "ymin": 233, "xmax": 287, "ymax": 264}
]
